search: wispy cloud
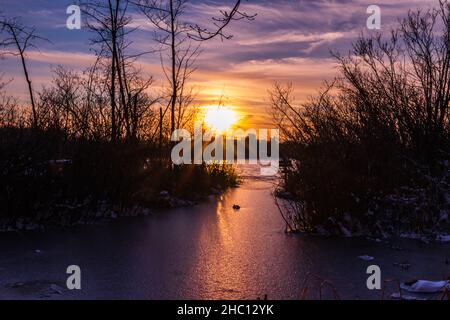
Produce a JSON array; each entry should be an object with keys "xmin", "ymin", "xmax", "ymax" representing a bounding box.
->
[{"xmin": 0, "ymin": 0, "xmax": 441, "ymax": 127}]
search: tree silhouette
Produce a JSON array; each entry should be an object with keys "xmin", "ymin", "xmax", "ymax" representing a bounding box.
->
[{"xmin": 0, "ymin": 17, "xmax": 48, "ymax": 127}]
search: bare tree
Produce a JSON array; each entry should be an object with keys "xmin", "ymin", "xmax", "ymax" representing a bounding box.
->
[
  {"xmin": 136, "ymin": 0, "xmax": 193, "ymax": 135},
  {"xmin": 272, "ymin": 1, "xmax": 450, "ymax": 158},
  {"xmin": 135, "ymin": 0, "xmax": 254, "ymax": 135},
  {"xmin": 0, "ymin": 17, "xmax": 47, "ymax": 128},
  {"xmin": 400, "ymin": 1, "xmax": 450, "ymax": 147},
  {"xmin": 119, "ymin": 63, "xmax": 159, "ymax": 141},
  {"xmin": 81, "ymin": 0, "xmax": 131, "ymax": 141},
  {"xmin": 82, "ymin": 0, "xmax": 158, "ymax": 142},
  {"xmin": 0, "ymin": 74, "xmax": 19, "ymax": 127},
  {"xmin": 269, "ymin": 1, "xmax": 450, "ymax": 230}
]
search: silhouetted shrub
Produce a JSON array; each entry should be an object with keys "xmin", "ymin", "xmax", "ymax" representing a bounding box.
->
[
  {"xmin": 0, "ymin": 127, "xmax": 237, "ymax": 224},
  {"xmin": 271, "ymin": 2, "xmax": 450, "ymax": 235}
]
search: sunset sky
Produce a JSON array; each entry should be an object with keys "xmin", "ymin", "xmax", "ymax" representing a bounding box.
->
[{"xmin": 0, "ymin": 0, "xmax": 436, "ymax": 129}]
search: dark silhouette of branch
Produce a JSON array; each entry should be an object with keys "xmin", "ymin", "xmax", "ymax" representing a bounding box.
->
[
  {"xmin": 188, "ymin": 0, "xmax": 256, "ymax": 41},
  {"xmin": 0, "ymin": 17, "xmax": 49, "ymax": 128}
]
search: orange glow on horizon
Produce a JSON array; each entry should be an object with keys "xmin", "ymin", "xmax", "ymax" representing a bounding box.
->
[{"xmin": 200, "ymin": 106, "xmax": 240, "ymax": 134}]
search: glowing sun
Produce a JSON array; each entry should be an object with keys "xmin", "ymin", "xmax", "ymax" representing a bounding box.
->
[{"xmin": 203, "ymin": 106, "xmax": 238, "ymax": 133}]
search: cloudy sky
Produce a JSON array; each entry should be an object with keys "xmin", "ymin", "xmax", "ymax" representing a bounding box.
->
[{"xmin": 0, "ymin": 0, "xmax": 438, "ymax": 128}]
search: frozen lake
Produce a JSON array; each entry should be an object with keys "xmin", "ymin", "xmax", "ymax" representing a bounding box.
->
[{"xmin": 0, "ymin": 165, "xmax": 449, "ymax": 299}]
